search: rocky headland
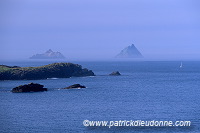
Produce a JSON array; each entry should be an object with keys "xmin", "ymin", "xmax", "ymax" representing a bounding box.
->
[{"xmin": 0, "ymin": 63, "xmax": 95, "ymax": 80}]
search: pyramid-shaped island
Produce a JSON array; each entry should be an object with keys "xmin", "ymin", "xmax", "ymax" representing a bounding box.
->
[{"xmin": 116, "ymin": 44, "xmax": 143, "ymax": 58}]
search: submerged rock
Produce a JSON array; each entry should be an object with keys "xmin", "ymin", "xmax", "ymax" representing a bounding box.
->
[
  {"xmin": 63, "ymin": 84, "xmax": 86, "ymax": 89},
  {"xmin": 11, "ymin": 83, "xmax": 47, "ymax": 93},
  {"xmin": 109, "ymin": 71, "xmax": 121, "ymax": 76}
]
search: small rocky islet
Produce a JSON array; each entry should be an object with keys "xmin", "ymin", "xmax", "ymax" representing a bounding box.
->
[
  {"xmin": 109, "ymin": 71, "xmax": 121, "ymax": 76},
  {"xmin": 63, "ymin": 84, "xmax": 86, "ymax": 89},
  {"xmin": 12, "ymin": 83, "xmax": 47, "ymax": 93}
]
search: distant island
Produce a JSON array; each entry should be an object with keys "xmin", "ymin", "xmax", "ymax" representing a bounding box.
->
[
  {"xmin": 116, "ymin": 44, "xmax": 143, "ymax": 58},
  {"xmin": 0, "ymin": 63, "xmax": 95, "ymax": 80},
  {"xmin": 30, "ymin": 49, "xmax": 65, "ymax": 59}
]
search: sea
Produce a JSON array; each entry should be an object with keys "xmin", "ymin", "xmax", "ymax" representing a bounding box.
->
[{"xmin": 0, "ymin": 60, "xmax": 200, "ymax": 133}]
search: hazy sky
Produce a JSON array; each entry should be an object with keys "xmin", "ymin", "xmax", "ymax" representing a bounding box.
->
[{"xmin": 0, "ymin": 0, "xmax": 200, "ymax": 60}]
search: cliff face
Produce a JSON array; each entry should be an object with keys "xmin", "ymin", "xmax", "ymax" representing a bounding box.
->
[
  {"xmin": 0, "ymin": 63, "xmax": 95, "ymax": 80},
  {"xmin": 30, "ymin": 49, "xmax": 65, "ymax": 59},
  {"xmin": 116, "ymin": 44, "xmax": 143, "ymax": 58}
]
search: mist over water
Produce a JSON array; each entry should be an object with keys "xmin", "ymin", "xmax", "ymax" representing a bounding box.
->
[{"xmin": 0, "ymin": 0, "xmax": 200, "ymax": 60}]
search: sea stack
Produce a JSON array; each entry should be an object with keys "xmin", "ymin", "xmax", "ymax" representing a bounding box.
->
[{"xmin": 116, "ymin": 44, "xmax": 143, "ymax": 58}]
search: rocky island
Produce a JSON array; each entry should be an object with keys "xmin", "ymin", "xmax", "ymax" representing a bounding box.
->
[
  {"xmin": 63, "ymin": 84, "xmax": 86, "ymax": 89},
  {"xmin": 12, "ymin": 83, "xmax": 47, "ymax": 93},
  {"xmin": 0, "ymin": 63, "xmax": 95, "ymax": 80},
  {"xmin": 109, "ymin": 71, "xmax": 121, "ymax": 76},
  {"xmin": 116, "ymin": 44, "xmax": 143, "ymax": 58},
  {"xmin": 30, "ymin": 49, "xmax": 65, "ymax": 59}
]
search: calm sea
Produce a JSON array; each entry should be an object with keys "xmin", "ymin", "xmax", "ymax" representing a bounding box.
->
[{"xmin": 0, "ymin": 61, "xmax": 200, "ymax": 133}]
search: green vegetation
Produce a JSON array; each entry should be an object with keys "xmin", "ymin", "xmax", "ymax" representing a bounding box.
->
[{"xmin": 0, "ymin": 63, "xmax": 95, "ymax": 80}]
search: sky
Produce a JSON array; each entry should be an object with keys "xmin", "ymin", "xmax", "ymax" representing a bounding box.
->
[{"xmin": 0, "ymin": 0, "xmax": 200, "ymax": 60}]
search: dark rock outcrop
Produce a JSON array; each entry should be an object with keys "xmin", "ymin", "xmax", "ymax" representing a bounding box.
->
[
  {"xmin": 109, "ymin": 71, "xmax": 121, "ymax": 76},
  {"xmin": 0, "ymin": 63, "xmax": 95, "ymax": 80},
  {"xmin": 63, "ymin": 84, "xmax": 86, "ymax": 89},
  {"xmin": 11, "ymin": 83, "xmax": 47, "ymax": 93},
  {"xmin": 30, "ymin": 49, "xmax": 65, "ymax": 59}
]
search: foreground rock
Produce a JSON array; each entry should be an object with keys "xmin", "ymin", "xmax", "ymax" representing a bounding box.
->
[
  {"xmin": 0, "ymin": 63, "xmax": 95, "ymax": 80},
  {"xmin": 109, "ymin": 71, "xmax": 121, "ymax": 76},
  {"xmin": 12, "ymin": 83, "xmax": 47, "ymax": 93},
  {"xmin": 63, "ymin": 84, "xmax": 86, "ymax": 89}
]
